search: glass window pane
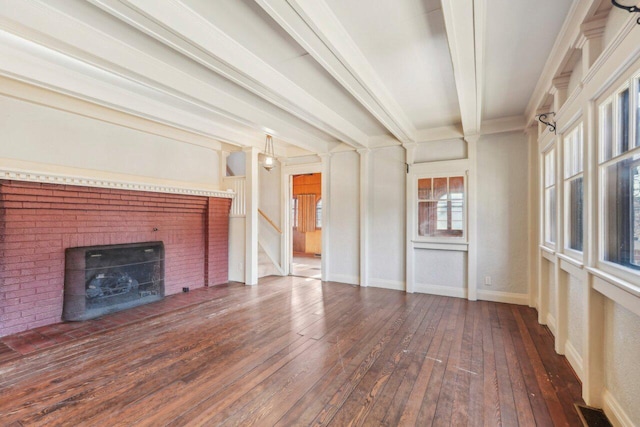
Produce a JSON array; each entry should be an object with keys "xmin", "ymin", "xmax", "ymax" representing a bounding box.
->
[
  {"xmin": 418, "ymin": 201, "xmax": 437, "ymax": 236},
  {"xmin": 545, "ymin": 149, "xmax": 555, "ymax": 186},
  {"xmin": 602, "ymin": 102, "xmax": 613, "ymax": 162},
  {"xmin": 636, "ymin": 80, "xmax": 640, "ymax": 149},
  {"xmin": 618, "ymin": 89, "xmax": 630, "ymax": 156},
  {"xmin": 433, "ymin": 178, "xmax": 447, "ymax": 200},
  {"xmin": 418, "ymin": 178, "xmax": 432, "ymax": 200},
  {"xmin": 632, "ymin": 165, "xmax": 640, "ymax": 266},
  {"xmin": 569, "ymin": 177, "xmax": 583, "ymax": 251},
  {"xmin": 449, "ymin": 176, "xmax": 464, "ymax": 197},
  {"xmin": 545, "ymin": 186, "xmax": 556, "ymax": 244},
  {"xmin": 451, "ymin": 200, "xmax": 463, "ymax": 230},
  {"xmin": 436, "ymin": 198, "xmax": 448, "ymax": 230}
]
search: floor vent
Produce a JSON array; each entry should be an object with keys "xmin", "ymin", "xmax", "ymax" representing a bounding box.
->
[{"xmin": 575, "ymin": 404, "xmax": 612, "ymax": 427}]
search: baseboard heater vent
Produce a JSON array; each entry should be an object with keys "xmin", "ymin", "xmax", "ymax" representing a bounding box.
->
[{"xmin": 574, "ymin": 403, "xmax": 612, "ymax": 427}]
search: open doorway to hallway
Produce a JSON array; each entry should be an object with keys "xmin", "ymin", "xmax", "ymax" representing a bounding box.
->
[{"xmin": 291, "ymin": 173, "xmax": 322, "ymax": 279}]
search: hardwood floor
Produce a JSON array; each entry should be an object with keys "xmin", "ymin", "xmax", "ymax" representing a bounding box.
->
[{"xmin": 0, "ymin": 276, "xmax": 583, "ymax": 426}]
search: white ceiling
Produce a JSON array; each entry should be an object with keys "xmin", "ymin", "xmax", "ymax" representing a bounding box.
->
[{"xmin": 0, "ymin": 0, "xmax": 578, "ymax": 155}]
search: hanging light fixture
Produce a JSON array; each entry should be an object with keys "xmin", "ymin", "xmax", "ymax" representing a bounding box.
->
[{"xmin": 263, "ymin": 134, "xmax": 275, "ymax": 171}]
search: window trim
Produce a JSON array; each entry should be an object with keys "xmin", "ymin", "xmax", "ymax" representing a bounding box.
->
[
  {"xmin": 563, "ymin": 122, "xmax": 584, "ymax": 257},
  {"xmin": 407, "ymin": 159, "xmax": 469, "ymax": 246},
  {"xmin": 596, "ymin": 72, "xmax": 640, "ymax": 287}
]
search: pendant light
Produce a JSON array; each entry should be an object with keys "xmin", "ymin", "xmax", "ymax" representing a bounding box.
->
[{"xmin": 263, "ymin": 134, "xmax": 275, "ymax": 171}]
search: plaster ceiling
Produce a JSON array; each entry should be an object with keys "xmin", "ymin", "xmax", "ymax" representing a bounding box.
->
[{"xmin": 0, "ymin": 0, "xmax": 578, "ymax": 154}]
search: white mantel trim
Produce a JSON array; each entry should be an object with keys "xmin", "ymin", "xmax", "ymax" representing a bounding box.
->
[{"xmin": 0, "ymin": 167, "xmax": 234, "ymax": 199}]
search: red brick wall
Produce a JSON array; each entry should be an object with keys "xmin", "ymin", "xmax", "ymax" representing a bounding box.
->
[{"xmin": 0, "ymin": 180, "xmax": 231, "ymax": 337}]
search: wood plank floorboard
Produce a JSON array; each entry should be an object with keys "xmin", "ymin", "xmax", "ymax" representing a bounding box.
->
[{"xmin": 0, "ymin": 277, "xmax": 584, "ymax": 426}]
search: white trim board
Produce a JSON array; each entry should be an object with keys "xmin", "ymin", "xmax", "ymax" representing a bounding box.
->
[
  {"xmin": 367, "ymin": 278, "xmax": 406, "ymax": 292},
  {"xmin": 414, "ymin": 284, "xmax": 468, "ymax": 299},
  {"xmin": 0, "ymin": 166, "xmax": 234, "ymax": 199},
  {"xmin": 603, "ymin": 388, "xmax": 635, "ymax": 427},
  {"xmin": 564, "ymin": 340, "xmax": 584, "ymax": 381},
  {"xmin": 327, "ymin": 274, "xmax": 359, "ymax": 286},
  {"xmin": 477, "ymin": 290, "xmax": 529, "ymax": 306}
]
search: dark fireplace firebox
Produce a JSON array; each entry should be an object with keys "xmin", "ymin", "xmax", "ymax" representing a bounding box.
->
[{"xmin": 63, "ymin": 242, "xmax": 165, "ymax": 321}]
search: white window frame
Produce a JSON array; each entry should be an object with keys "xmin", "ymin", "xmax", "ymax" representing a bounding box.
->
[
  {"xmin": 543, "ymin": 146, "xmax": 557, "ymax": 249},
  {"xmin": 597, "ymin": 71, "xmax": 640, "ymax": 286},
  {"xmin": 563, "ymin": 122, "xmax": 584, "ymax": 259},
  {"xmin": 409, "ymin": 159, "xmax": 469, "ymax": 247}
]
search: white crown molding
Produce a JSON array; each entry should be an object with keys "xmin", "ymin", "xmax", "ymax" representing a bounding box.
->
[
  {"xmin": 0, "ymin": 167, "xmax": 234, "ymax": 199},
  {"xmin": 481, "ymin": 115, "xmax": 526, "ymax": 136},
  {"xmin": 254, "ymin": 0, "xmax": 416, "ymax": 144}
]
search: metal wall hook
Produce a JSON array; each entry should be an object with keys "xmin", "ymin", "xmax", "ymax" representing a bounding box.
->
[
  {"xmin": 536, "ymin": 112, "xmax": 557, "ymax": 134},
  {"xmin": 611, "ymin": 0, "xmax": 640, "ymax": 24}
]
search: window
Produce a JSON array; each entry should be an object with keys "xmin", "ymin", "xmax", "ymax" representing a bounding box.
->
[
  {"xmin": 564, "ymin": 124, "xmax": 584, "ymax": 252},
  {"xmin": 316, "ymin": 198, "xmax": 322, "ymax": 228},
  {"xmin": 417, "ymin": 176, "xmax": 464, "ymax": 238},
  {"xmin": 544, "ymin": 148, "xmax": 557, "ymax": 245},
  {"xmin": 600, "ymin": 77, "xmax": 640, "ymax": 270}
]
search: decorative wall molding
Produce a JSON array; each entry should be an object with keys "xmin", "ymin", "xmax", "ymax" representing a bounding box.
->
[
  {"xmin": 0, "ymin": 167, "xmax": 234, "ymax": 199},
  {"xmin": 603, "ymin": 388, "xmax": 635, "ymax": 427}
]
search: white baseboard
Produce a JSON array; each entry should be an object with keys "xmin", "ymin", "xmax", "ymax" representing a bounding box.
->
[
  {"xmin": 546, "ymin": 313, "xmax": 557, "ymax": 335},
  {"xmin": 477, "ymin": 290, "xmax": 529, "ymax": 305},
  {"xmin": 564, "ymin": 340, "xmax": 583, "ymax": 381},
  {"xmin": 414, "ymin": 283, "xmax": 467, "ymax": 299},
  {"xmin": 327, "ymin": 274, "xmax": 359, "ymax": 286},
  {"xmin": 603, "ymin": 388, "xmax": 635, "ymax": 427},
  {"xmin": 367, "ymin": 278, "xmax": 405, "ymax": 291}
]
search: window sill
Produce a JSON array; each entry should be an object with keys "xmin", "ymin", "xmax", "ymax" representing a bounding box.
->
[
  {"xmin": 556, "ymin": 253, "xmax": 584, "ymax": 269},
  {"xmin": 540, "ymin": 245, "xmax": 556, "ymax": 255},
  {"xmin": 587, "ymin": 267, "xmax": 640, "ymax": 317},
  {"xmin": 412, "ymin": 241, "xmax": 468, "ymax": 252}
]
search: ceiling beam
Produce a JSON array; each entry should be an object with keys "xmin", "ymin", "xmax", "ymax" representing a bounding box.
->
[
  {"xmin": 441, "ymin": 0, "xmax": 482, "ymax": 136},
  {"xmin": 254, "ymin": 0, "xmax": 416, "ymax": 144},
  {"xmin": 93, "ymin": 0, "xmax": 368, "ymax": 149},
  {"xmin": 0, "ymin": 0, "xmax": 336, "ymax": 154}
]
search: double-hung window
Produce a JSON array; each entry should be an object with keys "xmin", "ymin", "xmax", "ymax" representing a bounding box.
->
[
  {"xmin": 599, "ymin": 75, "xmax": 640, "ymax": 270},
  {"xmin": 544, "ymin": 148, "xmax": 557, "ymax": 246},
  {"xmin": 564, "ymin": 124, "xmax": 584, "ymax": 253}
]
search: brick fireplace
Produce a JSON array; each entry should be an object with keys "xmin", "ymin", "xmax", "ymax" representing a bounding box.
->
[{"xmin": 0, "ymin": 180, "xmax": 232, "ymax": 337}]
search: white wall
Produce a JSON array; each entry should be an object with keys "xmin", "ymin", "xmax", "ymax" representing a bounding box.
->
[
  {"xmin": 415, "ymin": 138, "xmax": 467, "ymax": 163},
  {"xmin": 0, "ymin": 95, "xmax": 219, "ymax": 187},
  {"xmin": 414, "ymin": 250, "xmax": 467, "ymax": 295},
  {"xmin": 227, "ymin": 151, "xmax": 246, "ymax": 177},
  {"xmin": 566, "ymin": 273, "xmax": 584, "ymax": 358},
  {"xmin": 228, "ymin": 218, "xmax": 245, "ymax": 282},
  {"xmin": 477, "ymin": 131, "xmax": 529, "ymax": 295},
  {"xmin": 368, "ymin": 146, "xmax": 406, "ymax": 289},
  {"xmin": 328, "ymin": 151, "xmax": 360, "ymax": 284},
  {"xmin": 604, "ymin": 300, "xmax": 640, "ymax": 425}
]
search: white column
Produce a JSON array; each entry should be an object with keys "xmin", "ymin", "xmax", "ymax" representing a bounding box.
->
[
  {"xmin": 526, "ymin": 125, "xmax": 539, "ymax": 308},
  {"xmin": 357, "ymin": 148, "xmax": 370, "ymax": 287},
  {"xmin": 465, "ymin": 135, "xmax": 479, "ymax": 301},
  {"xmin": 404, "ymin": 143, "xmax": 417, "ymax": 293},
  {"xmin": 244, "ymin": 146, "xmax": 259, "ymax": 285},
  {"xmin": 319, "ymin": 153, "xmax": 332, "ymax": 282},
  {"xmin": 554, "ymin": 133, "xmax": 567, "ymax": 355},
  {"xmin": 582, "ymin": 99, "xmax": 605, "ymax": 406}
]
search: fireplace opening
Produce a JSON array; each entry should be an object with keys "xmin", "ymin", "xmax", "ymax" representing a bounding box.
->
[{"xmin": 63, "ymin": 242, "xmax": 165, "ymax": 321}]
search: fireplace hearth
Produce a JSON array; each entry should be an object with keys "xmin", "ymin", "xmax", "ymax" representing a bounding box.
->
[{"xmin": 63, "ymin": 242, "xmax": 165, "ymax": 321}]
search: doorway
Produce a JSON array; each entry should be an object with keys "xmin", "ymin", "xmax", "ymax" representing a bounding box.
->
[{"xmin": 291, "ymin": 173, "xmax": 322, "ymax": 278}]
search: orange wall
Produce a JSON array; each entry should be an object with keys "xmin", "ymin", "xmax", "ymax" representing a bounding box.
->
[{"xmin": 293, "ymin": 173, "xmax": 321, "ymax": 255}]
